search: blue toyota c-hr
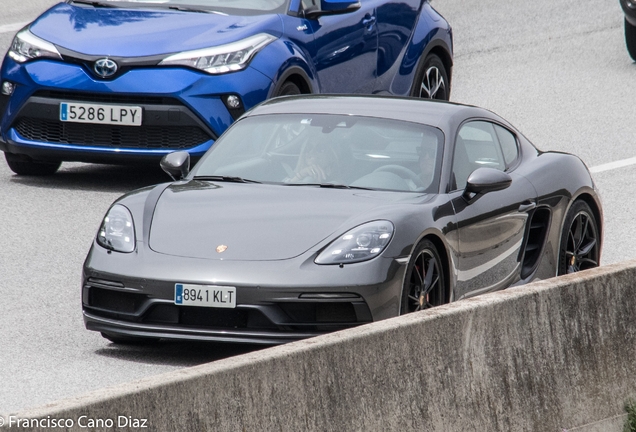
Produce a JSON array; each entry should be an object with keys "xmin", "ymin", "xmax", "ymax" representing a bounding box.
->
[{"xmin": 0, "ymin": 0, "xmax": 452, "ymax": 175}]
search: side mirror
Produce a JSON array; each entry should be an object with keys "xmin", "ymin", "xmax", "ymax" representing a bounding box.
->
[
  {"xmin": 463, "ymin": 167, "xmax": 512, "ymax": 201},
  {"xmin": 304, "ymin": 0, "xmax": 361, "ymax": 19},
  {"xmin": 160, "ymin": 151, "xmax": 190, "ymax": 181}
]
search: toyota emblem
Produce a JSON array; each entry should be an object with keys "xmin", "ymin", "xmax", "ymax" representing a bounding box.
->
[{"xmin": 93, "ymin": 58, "xmax": 118, "ymax": 78}]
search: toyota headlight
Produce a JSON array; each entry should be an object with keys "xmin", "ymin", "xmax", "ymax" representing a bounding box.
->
[
  {"xmin": 315, "ymin": 221, "xmax": 394, "ymax": 265},
  {"xmin": 97, "ymin": 205, "xmax": 136, "ymax": 253},
  {"xmin": 159, "ymin": 33, "xmax": 276, "ymax": 74},
  {"xmin": 8, "ymin": 29, "xmax": 62, "ymax": 63}
]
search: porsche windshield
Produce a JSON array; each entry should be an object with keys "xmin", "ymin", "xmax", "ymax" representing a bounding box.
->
[{"xmin": 193, "ymin": 114, "xmax": 445, "ymax": 193}]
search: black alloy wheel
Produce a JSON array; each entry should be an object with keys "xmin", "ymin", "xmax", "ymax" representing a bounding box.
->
[
  {"xmin": 401, "ymin": 239, "xmax": 447, "ymax": 314},
  {"xmin": 5, "ymin": 152, "xmax": 61, "ymax": 176},
  {"xmin": 412, "ymin": 53, "xmax": 450, "ymax": 101},
  {"xmin": 558, "ymin": 200, "xmax": 600, "ymax": 275}
]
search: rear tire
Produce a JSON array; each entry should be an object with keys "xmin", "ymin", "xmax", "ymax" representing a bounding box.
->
[
  {"xmin": 557, "ymin": 200, "xmax": 600, "ymax": 275},
  {"xmin": 5, "ymin": 153, "xmax": 61, "ymax": 176},
  {"xmin": 625, "ymin": 18, "xmax": 636, "ymax": 61},
  {"xmin": 411, "ymin": 53, "xmax": 450, "ymax": 101},
  {"xmin": 401, "ymin": 239, "xmax": 448, "ymax": 314}
]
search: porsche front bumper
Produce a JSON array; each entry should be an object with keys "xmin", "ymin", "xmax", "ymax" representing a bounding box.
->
[{"xmin": 82, "ymin": 241, "xmax": 407, "ymax": 344}]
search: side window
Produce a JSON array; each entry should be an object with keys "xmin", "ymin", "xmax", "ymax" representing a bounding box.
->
[
  {"xmin": 459, "ymin": 122, "xmax": 505, "ymax": 169},
  {"xmin": 452, "ymin": 121, "xmax": 505, "ymax": 190},
  {"xmin": 493, "ymin": 124, "xmax": 519, "ymax": 169}
]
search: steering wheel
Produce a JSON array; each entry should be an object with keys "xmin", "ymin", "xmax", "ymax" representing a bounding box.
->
[{"xmin": 373, "ymin": 165, "xmax": 425, "ymax": 189}]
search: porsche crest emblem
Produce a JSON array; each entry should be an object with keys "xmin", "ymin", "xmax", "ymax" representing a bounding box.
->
[{"xmin": 216, "ymin": 245, "xmax": 228, "ymax": 253}]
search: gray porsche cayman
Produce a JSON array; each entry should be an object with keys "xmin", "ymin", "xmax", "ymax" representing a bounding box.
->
[{"xmin": 82, "ymin": 95, "xmax": 602, "ymax": 344}]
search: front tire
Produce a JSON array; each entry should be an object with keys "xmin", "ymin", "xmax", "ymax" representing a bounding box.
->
[
  {"xmin": 625, "ymin": 18, "xmax": 636, "ymax": 61},
  {"xmin": 401, "ymin": 239, "xmax": 448, "ymax": 314},
  {"xmin": 5, "ymin": 153, "xmax": 61, "ymax": 176},
  {"xmin": 274, "ymin": 81, "xmax": 301, "ymax": 97},
  {"xmin": 411, "ymin": 53, "xmax": 450, "ymax": 101},
  {"xmin": 557, "ymin": 200, "xmax": 600, "ymax": 275},
  {"xmin": 101, "ymin": 332, "xmax": 160, "ymax": 345}
]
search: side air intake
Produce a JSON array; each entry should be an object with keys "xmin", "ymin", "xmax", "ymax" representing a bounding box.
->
[{"xmin": 520, "ymin": 207, "xmax": 551, "ymax": 280}]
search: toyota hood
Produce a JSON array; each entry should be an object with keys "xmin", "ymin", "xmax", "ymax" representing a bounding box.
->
[
  {"xmin": 148, "ymin": 182, "xmax": 420, "ymax": 261},
  {"xmin": 29, "ymin": 3, "xmax": 282, "ymax": 57}
]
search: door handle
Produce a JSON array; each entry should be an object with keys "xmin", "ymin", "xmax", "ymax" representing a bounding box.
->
[
  {"xmin": 518, "ymin": 201, "xmax": 536, "ymax": 212},
  {"xmin": 362, "ymin": 16, "xmax": 376, "ymax": 27}
]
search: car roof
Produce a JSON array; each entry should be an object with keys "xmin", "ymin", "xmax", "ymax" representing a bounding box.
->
[{"xmin": 245, "ymin": 95, "xmax": 504, "ymax": 132}]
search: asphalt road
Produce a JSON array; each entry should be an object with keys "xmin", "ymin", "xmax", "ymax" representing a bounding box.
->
[{"xmin": 0, "ymin": 0, "xmax": 634, "ymax": 415}]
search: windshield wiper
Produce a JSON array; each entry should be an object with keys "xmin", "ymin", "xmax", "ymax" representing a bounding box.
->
[
  {"xmin": 284, "ymin": 183, "xmax": 373, "ymax": 190},
  {"xmin": 71, "ymin": 1, "xmax": 217, "ymax": 12},
  {"xmin": 71, "ymin": 0, "xmax": 117, "ymax": 7},
  {"xmin": 193, "ymin": 175, "xmax": 262, "ymax": 184},
  {"xmin": 168, "ymin": 5, "xmax": 215, "ymax": 13}
]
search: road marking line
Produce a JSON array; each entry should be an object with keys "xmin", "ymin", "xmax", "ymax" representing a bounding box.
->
[
  {"xmin": 589, "ymin": 157, "xmax": 636, "ymax": 174},
  {"xmin": 0, "ymin": 22, "xmax": 28, "ymax": 35}
]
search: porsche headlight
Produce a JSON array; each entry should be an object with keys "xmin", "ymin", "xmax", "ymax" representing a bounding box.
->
[
  {"xmin": 315, "ymin": 221, "xmax": 394, "ymax": 265},
  {"xmin": 97, "ymin": 205, "xmax": 136, "ymax": 253},
  {"xmin": 159, "ymin": 33, "xmax": 276, "ymax": 74},
  {"xmin": 8, "ymin": 29, "xmax": 62, "ymax": 63}
]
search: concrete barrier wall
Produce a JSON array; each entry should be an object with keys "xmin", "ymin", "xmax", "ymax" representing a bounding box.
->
[{"xmin": 4, "ymin": 260, "xmax": 636, "ymax": 431}]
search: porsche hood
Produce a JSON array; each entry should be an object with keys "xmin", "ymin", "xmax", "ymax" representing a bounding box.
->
[{"xmin": 147, "ymin": 182, "xmax": 418, "ymax": 261}]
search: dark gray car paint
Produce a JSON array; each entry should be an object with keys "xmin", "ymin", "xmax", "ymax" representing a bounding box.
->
[{"xmin": 83, "ymin": 95, "xmax": 602, "ymax": 344}]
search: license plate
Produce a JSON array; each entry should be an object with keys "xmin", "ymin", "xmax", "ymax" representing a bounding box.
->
[
  {"xmin": 60, "ymin": 102, "xmax": 142, "ymax": 126},
  {"xmin": 174, "ymin": 283, "xmax": 236, "ymax": 308}
]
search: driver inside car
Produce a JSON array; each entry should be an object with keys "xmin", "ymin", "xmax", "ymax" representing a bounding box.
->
[
  {"xmin": 403, "ymin": 143, "xmax": 437, "ymax": 191},
  {"xmin": 286, "ymin": 139, "xmax": 339, "ymax": 183}
]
